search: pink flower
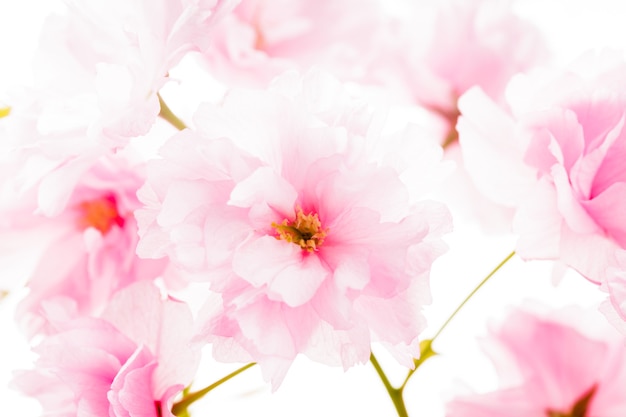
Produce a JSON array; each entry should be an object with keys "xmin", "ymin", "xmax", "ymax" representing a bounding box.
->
[
  {"xmin": 0, "ymin": 90, "xmax": 106, "ymax": 218},
  {"xmin": 378, "ymin": 0, "xmax": 547, "ymax": 143},
  {"xmin": 446, "ymin": 308, "xmax": 626, "ymax": 417},
  {"xmin": 136, "ymin": 71, "xmax": 451, "ymax": 384},
  {"xmin": 3, "ymin": 155, "xmax": 168, "ymax": 337},
  {"xmin": 362, "ymin": 0, "xmax": 548, "ymax": 235},
  {"xmin": 457, "ymin": 51, "xmax": 626, "ymax": 284},
  {"xmin": 2, "ymin": 1, "xmax": 239, "ymax": 222},
  {"xmin": 201, "ymin": 0, "xmax": 384, "ymax": 87},
  {"xmin": 12, "ymin": 281, "xmax": 200, "ymax": 417},
  {"xmin": 34, "ymin": 0, "xmax": 239, "ymax": 143}
]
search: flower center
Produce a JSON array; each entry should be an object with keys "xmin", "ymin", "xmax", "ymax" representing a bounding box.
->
[
  {"xmin": 77, "ymin": 195, "xmax": 125, "ymax": 235},
  {"xmin": 546, "ymin": 385, "xmax": 596, "ymax": 417},
  {"xmin": 271, "ymin": 207, "xmax": 328, "ymax": 252},
  {"xmin": 254, "ymin": 25, "xmax": 267, "ymax": 50}
]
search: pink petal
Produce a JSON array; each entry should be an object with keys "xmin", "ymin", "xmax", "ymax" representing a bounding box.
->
[
  {"xmin": 229, "ymin": 166, "xmax": 298, "ymax": 220},
  {"xmin": 559, "ymin": 224, "xmax": 618, "ymax": 283},
  {"xmin": 590, "ymin": 115, "xmax": 626, "ymax": 197},
  {"xmin": 102, "ymin": 282, "xmax": 199, "ymax": 398},
  {"xmin": 233, "ymin": 236, "xmax": 328, "ymax": 306},
  {"xmin": 583, "ymin": 183, "xmax": 626, "ymax": 248},
  {"xmin": 108, "ymin": 345, "xmax": 156, "ymax": 417},
  {"xmin": 513, "ymin": 179, "xmax": 562, "ymax": 260},
  {"xmin": 457, "ymin": 87, "xmax": 536, "ymax": 207},
  {"xmin": 552, "ymin": 164, "xmax": 601, "ymax": 235}
]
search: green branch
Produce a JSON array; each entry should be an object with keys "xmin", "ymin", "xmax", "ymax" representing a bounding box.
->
[
  {"xmin": 370, "ymin": 353, "xmax": 409, "ymax": 417},
  {"xmin": 158, "ymin": 93, "xmax": 187, "ymax": 131},
  {"xmin": 431, "ymin": 251, "xmax": 515, "ymax": 344},
  {"xmin": 172, "ymin": 363, "xmax": 256, "ymax": 416},
  {"xmin": 400, "ymin": 250, "xmax": 516, "ymax": 390}
]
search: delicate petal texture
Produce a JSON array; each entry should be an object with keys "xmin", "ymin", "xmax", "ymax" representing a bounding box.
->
[
  {"xmin": 137, "ymin": 70, "xmax": 452, "ymax": 384},
  {"xmin": 604, "ymin": 250, "xmax": 626, "ymax": 327},
  {"xmin": 202, "ymin": 0, "xmax": 384, "ymax": 87},
  {"xmin": 447, "ymin": 308, "xmax": 626, "ymax": 417},
  {"xmin": 458, "ymin": 52, "xmax": 626, "ymax": 308},
  {"xmin": 3, "ymin": 155, "xmax": 168, "ymax": 337},
  {"xmin": 12, "ymin": 282, "xmax": 199, "ymax": 417},
  {"xmin": 34, "ymin": 0, "xmax": 239, "ymax": 142},
  {"xmin": 405, "ymin": 0, "xmax": 546, "ymax": 107},
  {"xmin": 457, "ymin": 87, "xmax": 536, "ymax": 207},
  {"xmin": 368, "ymin": 0, "xmax": 548, "ymax": 234},
  {"xmin": 108, "ymin": 346, "xmax": 157, "ymax": 417},
  {"xmin": 374, "ymin": 0, "xmax": 547, "ymax": 131},
  {"xmin": 102, "ymin": 282, "xmax": 200, "ymax": 398},
  {"xmin": 0, "ymin": 0, "xmax": 238, "ymax": 219}
]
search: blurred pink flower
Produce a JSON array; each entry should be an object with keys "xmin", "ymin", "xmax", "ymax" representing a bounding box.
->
[
  {"xmin": 136, "ymin": 71, "xmax": 451, "ymax": 384},
  {"xmin": 34, "ymin": 0, "xmax": 239, "ymax": 143},
  {"xmin": 202, "ymin": 0, "xmax": 384, "ymax": 87},
  {"xmin": 458, "ymin": 51, "xmax": 626, "ymax": 284},
  {"xmin": 377, "ymin": 0, "xmax": 547, "ymax": 143},
  {"xmin": 2, "ymin": 0, "xmax": 239, "ymax": 220},
  {"xmin": 13, "ymin": 281, "xmax": 199, "ymax": 417},
  {"xmin": 446, "ymin": 308, "xmax": 626, "ymax": 417},
  {"xmin": 363, "ymin": 0, "xmax": 548, "ymax": 236},
  {"xmin": 4, "ymin": 155, "xmax": 168, "ymax": 337}
]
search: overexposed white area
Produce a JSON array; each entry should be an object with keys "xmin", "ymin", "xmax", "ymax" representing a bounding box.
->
[{"xmin": 0, "ymin": 0, "xmax": 625, "ymax": 416}]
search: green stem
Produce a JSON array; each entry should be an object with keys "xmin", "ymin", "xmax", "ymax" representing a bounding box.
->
[
  {"xmin": 399, "ymin": 251, "xmax": 516, "ymax": 391},
  {"xmin": 399, "ymin": 340, "xmax": 436, "ymax": 392},
  {"xmin": 158, "ymin": 93, "xmax": 187, "ymax": 131},
  {"xmin": 429, "ymin": 251, "xmax": 515, "ymax": 345},
  {"xmin": 370, "ymin": 353, "xmax": 409, "ymax": 417},
  {"xmin": 171, "ymin": 363, "xmax": 256, "ymax": 416}
]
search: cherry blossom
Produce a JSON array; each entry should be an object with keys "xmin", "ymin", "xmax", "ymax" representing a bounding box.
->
[
  {"xmin": 202, "ymin": 0, "xmax": 384, "ymax": 87},
  {"xmin": 458, "ymin": 51, "xmax": 626, "ymax": 285},
  {"xmin": 136, "ymin": 70, "xmax": 451, "ymax": 384},
  {"xmin": 12, "ymin": 281, "xmax": 199, "ymax": 417},
  {"xmin": 446, "ymin": 308, "xmax": 626, "ymax": 417},
  {"xmin": 383, "ymin": 0, "xmax": 547, "ymax": 142},
  {"xmin": 33, "ymin": 0, "xmax": 239, "ymax": 144},
  {"xmin": 2, "ymin": 155, "xmax": 168, "ymax": 337},
  {"xmin": 366, "ymin": 0, "xmax": 548, "ymax": 235}
]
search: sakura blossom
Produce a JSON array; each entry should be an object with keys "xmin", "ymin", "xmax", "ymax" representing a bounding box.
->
[
  {"xmin": 378, "ymin": 0, "xmax": 548, "ymax": 145},
  {"xmin": 0, "ymin": 0, "xmax": 239, "ymax": 214},
  {"xmin": 12, "ymin": 281, "xmax": 200, "ymax": 417},
  {"xmin": 446, "ymin": 308, "xmax": 626, "ymax": 417},
  {"xmin": 3, "ymin": 155, "xmax": 168, "ymax": 337},
  {"xmin": 368, "ymin": 0, "xmax": 548, "ymax": 235},
  {"xmin": 458, "ymin": 51, "xmax": 626, "ymax": 289},
  {"xmin": 201, "ymin": 0, "xmax": 384, "ymax": 87},
  {"xmin": 5, "ymin": 0, "xmax": 626, "ymax": 416},
  {"xmin": 33, "ymin": 0, "xmax": 239, "ymax": 144},
  {"xmin": 136, "ymin": 70, "xmax": 452, "ymax": 384}
]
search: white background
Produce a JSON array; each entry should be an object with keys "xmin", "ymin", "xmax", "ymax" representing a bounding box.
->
[{"xmin": 1, "ymin": 0, "xmax": 625, "ymax": 416}]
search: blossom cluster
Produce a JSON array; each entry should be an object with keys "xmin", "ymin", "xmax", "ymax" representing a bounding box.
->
[{"xmin": 2, "ymin": 0, "xmax": 626, "ymax": 416}]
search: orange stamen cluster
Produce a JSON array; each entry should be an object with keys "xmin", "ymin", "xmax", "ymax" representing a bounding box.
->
[
  {"xmin": 77, "ymin": 195, "xmax": 125, "ymax": 235},
  {"xmin": 272, "ymin": 207, "xmax": 328, "ymax": 252}
]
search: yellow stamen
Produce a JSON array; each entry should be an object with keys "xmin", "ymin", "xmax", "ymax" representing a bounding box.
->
[
  {"xmin": 0, "ymin": 106, "xmax": 11, "ymax": 118},
  {"xmin": 272, "ymin": 207, "xmax": 328, "ymax": 252}
]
